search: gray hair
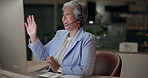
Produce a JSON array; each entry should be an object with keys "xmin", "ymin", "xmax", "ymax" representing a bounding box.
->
[{"xmin": 62, "ymin": 0, "xmax": 88, "ymax": 26}]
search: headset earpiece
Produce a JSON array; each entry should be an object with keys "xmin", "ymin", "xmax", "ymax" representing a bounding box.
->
[
  {"xmin": 77, "ymin": 3, "xmax": 84, "ymax": 22},
  {"xmin": 77, "ymin": 15, "xmax": 84, "ymax": 21}
]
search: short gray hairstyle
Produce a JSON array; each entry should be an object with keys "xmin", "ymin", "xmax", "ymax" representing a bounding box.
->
[{"xmin": 62, "ymin": 0, "xmax": 88, "ymax": 26}]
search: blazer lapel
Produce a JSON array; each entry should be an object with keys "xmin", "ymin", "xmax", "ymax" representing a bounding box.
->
[
  {"xmin": 62, "ymin": 28, "xmax": 85, "ymax": 60},
  {"xmin": 55, "ymin": 31, "xmax": 69, "ymax": 55}
]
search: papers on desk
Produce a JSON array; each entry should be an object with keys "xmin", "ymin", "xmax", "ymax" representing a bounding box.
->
[
  {"xmin": 38, "ymin": 72, "xmax": 55, "ymax": 77},
  {"xmin": 37, "ymin": 72, "xmax": 84, "ymax": 78},
  {"xmin": 60, "ymin": 75, "xmax": 84, "ymax": 78}
]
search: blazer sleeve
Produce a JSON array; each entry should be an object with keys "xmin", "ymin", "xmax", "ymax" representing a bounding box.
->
[
  {"xmin": 28, "ymin": 31, "xmax": 60, "ymax": 60},
  {"xmin": 62, "ymin": 34, "xmax": 96, "ymax": 76}
]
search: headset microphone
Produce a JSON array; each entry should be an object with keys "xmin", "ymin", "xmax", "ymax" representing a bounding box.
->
[{"xmin": 64, "ymin": 19, "xmax": 78, "ymax": 27}]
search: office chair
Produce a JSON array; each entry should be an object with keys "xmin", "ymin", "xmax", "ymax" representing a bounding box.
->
[{"xmin": 93, "ymin": 52, "xmax": 122, "ymax": 77}]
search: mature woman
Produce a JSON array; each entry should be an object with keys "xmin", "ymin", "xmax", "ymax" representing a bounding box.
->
[{"xmin": 25, "ymin": 0, "xmax": 96, "ymax": 76}]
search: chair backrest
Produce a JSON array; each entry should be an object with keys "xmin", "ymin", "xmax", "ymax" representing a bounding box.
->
[{"xmin": 93, "ymin": 52, "xmax": 122, "ymax": 77}]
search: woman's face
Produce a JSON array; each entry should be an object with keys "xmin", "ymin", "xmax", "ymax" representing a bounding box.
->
[{"xmin": 62, "ymin": 7, "xmax": 80, "ymax": 31}]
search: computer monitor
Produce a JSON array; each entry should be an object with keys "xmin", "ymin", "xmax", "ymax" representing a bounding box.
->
[{"xmin": 0, "ymin": 0, "xmax": 27, "ymax": 74}]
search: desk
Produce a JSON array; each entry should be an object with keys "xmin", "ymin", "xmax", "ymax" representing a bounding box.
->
[
  {"xmin": 86, "ymin": 75, "xmax": 125, "ymax": 78},
  {"xmin": 33, "ymin": 72, "xmax": 126, "ymax": 78},
  {"xmin": 0, "ymin": 69, "xmax": 125, "ymax": 78}
]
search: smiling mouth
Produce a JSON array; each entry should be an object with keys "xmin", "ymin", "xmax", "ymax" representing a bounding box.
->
[{"xmin": 64, "ymin": 22, "xmax": 68, "ymax": 26}]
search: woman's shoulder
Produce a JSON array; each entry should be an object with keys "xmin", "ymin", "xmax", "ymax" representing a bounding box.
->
[
  {"xmin": 83, "ymin": 31, "xmax": 95, "ymax": 39},
  {"xmin": 80, "ymin": 31, "xmax": 96, "ymax": 45},
  {"xmin": 56, "ymin": 29, "xmax": 68, "ymax": 33},
  {"xmin": 79, "ymin": 31, "xmax": 95, "ymax": 43},
  {"xmin": 55, "ymin": 29, "xmax": 69, "ymax": 36}
]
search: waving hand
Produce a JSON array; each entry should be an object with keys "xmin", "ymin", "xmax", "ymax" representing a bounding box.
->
[{"xmin": 25, "ymin": 15, "xmax": 38, "ymax": 43}]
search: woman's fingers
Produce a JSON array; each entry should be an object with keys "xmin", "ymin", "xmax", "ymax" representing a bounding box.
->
[
  {"xmin": 46, "ymin": 56, "xmax": 56, "ymax": 66},
  {"xmin": 27, "ymin": 17, "xmax": 29, "ymax": 25},
  {"xmin": 47, "ymin": 56, "xmax": 54, "ymax": 60},
  {"xmin": 26, "ymin": 15, "xmax": 32, "ymax": 25},
  {"xmin": 24, "ymin": 22, "xmax": 28, "ymax": 28},
  {"xmin": 28, "ymin": 15, "xmax": 31, "ymax": 25},
  {"xmin": 46, "ymin": 56, "xmax": 53, "ymax": 63},
  {"xmin": 32, "ymin": 16, "xmax": 36, "ymax": 26},
  {"xmin": 26, "ymin": 15, "xmax": 35, "ymax": 27},
  {"xmin": 31, "ymin": 15, "xmax": 35, "ymax": 22},
  {"xmin": 49, "ymin": 56, "xmax": 54, "ymax": 60},
  {"xmin": 46, "ymin": 56, "xmax": 60, "ymax": 72}
]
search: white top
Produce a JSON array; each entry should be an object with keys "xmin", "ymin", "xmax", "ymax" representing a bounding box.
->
[{"xmin": 54, "ymin": 37, "xmax": 74, "ymax": 66}]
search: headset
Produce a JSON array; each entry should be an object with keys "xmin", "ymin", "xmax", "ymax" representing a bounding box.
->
[{"xmin": 77, "ymin": 3, "xmax": 84, "ymax": 22}]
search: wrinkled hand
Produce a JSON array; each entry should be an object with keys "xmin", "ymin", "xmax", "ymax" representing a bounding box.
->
[
  {"xmin": 46, "ymin": 56, "xmax": 60, "ymax": 73},
  {"xmin": 25, "ymin": 15, "xmax": 37, "ymax": 43}
]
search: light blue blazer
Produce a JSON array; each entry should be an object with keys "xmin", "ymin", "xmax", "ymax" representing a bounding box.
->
[{"xmin": 29, "ymin": 27, "xmax": 96, "ymax": 76}]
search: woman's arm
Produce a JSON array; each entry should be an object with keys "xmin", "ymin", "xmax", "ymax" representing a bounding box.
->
[{"xmin": 28, "ymin": 39, "xmax": 49, "ymax": 60}]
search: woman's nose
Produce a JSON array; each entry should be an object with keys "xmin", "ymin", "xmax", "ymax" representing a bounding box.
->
[{"xmin": 63, "ymin": 15, "xmax": 67, "ymax": 20}]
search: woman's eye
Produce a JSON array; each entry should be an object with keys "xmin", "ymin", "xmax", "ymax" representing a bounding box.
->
[
  {"xmin": 63, "ymin": 12, "xmax": 71, "ymax": 16},
  {"xmin": 67, "ymin": 13, "xmax": 70, "ymax": 15}
]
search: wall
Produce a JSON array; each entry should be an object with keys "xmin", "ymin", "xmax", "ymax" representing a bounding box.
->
[{"xmin": 118, "ymin": 53, "xmax": 148, "ymax": 78}]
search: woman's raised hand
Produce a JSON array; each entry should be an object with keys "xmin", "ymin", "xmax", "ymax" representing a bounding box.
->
[{"xmin": 25, "ymin": 15, "xmax": 38, "ymax": 43}]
